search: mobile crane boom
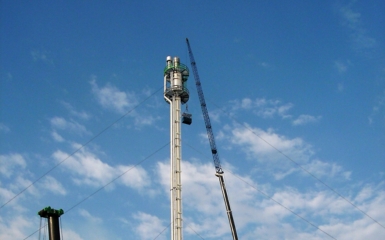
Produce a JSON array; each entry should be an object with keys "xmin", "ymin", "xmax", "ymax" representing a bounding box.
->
[{"xmin": 186, "ymin": 38, "xmax": 238, "ymax": 240}]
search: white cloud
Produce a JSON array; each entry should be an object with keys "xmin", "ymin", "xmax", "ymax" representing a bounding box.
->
[
  {"xmin": 39, "ymin": 176, "xmax": 67, "ymax": 195},
  {"xmin": 89, "ymin": 78, "xmax": 163, "ymax": 128},
  {"xmin": 51, "ymin": 131, "xmax": 65, "ymax": 142},
  {"xmin": 334, "ymin": 60, "xmax": 348, "ymax": 74},
  {"xmin": 156, "ymin": 159, "xmax": 385, "ymax": 239},
  {"xmin": 0, "ymin": 153, "xmax": 27, "ymax": 178},
  {"xmin": 79, "ymin": 209, "xmax": 102, "ymax": 223},
  {"xmin": 90, "ymin": 78, "xmax": 138, "ymax": 114},
  {"xmin": 230, "ymin": 98, "xmax": 323, "ymax": 126},
  {"xmin": 134, "ymin": 114, "xmax": 161, "ymax": 127},
  {"xmin": 0, "ymin": 123, "xmax": 10, "ymax": 133},
  {"xmin": 61, "ymin": 101, "xmax": 91, "ymax": 120},
  {"xmin": 132, "ymin": 212, "xmax": 167, "ymax": 240},
  {"xmin": 118, "ymin": 165, "xmax": 150, "ymax": 189},
  {"xmin": 259, "ymin": 62, "xmax": 271, "ymax": 68},
  {"xmin": 70, "ymin": 208, "xmax": 112, "ymax": 240},
  {"xmin": 303, "ymin": 159, "xmax": 351, "ymax": 180},
  {"xmin": 52, "ymin": 146, "xmax": 150, "ymax": 190},
  {"xmin": 0, "ymin": 187, "xmax": 16, "ymax": 205},
  {"xmin": 0, "ymin": 159, "xmax": 37, "ymax": 208},
  {"xmin": 292, "ymin": 114, "xmax": 321, "ymax": 126},
  {"xmin": 229, "ymin": 125, "xmax": 313, "ymax": 165},
  {"xmin": 338, "ymin": 82, "xmax": 345, "ymax": 92},
  {"xmin": 11, "ymin": 176, "xmax": 37, "ymax": 196},
  {"xmin": 338, "ymin": 3, "xmax": 377, "ymax": 53},
  {"xmin": 0, "ymin": 215, "xmax": 34, "ymax": 240},
  {"xmin": 61, "ymin": 229, "xmax": 84, "ymax": 240},
  {"xmin": 50, "ymin": 117, "xmax": 91, "ymax": 136},
  {"xmin": 368, "ymin": 90, "xmax": 385, "ymax": 124},
  {"xmin": 230, "ymin": 98, "xmax": 294, "ymax": 119},
  {"xmin": 30, "ymin": 49, "xmax": 53, "ymax": 64},
  {"xmin": 158, "ymin": 160, "xmax": 258, "ymax": 238}
]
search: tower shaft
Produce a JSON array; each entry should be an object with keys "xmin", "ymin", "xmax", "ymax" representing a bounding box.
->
[
  {"xmin": 170, "ymin": 94, "xmax": 182, "ymax": 240},
  {"xmin": 164, "ymin": 56, "xmax": 189, "ymax": 240}
]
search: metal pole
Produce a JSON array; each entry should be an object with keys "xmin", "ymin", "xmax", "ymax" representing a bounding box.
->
[
  {"xmin": 38, "ymin": 206, "xmax": 64, "ymax": 240},
  {"xmin": 164, "ymin": 56, "xmax": 190, "ymax": 240},
  {"xmin": 48, "ymin": 215, "xmax": 61, "ymax": 240}
]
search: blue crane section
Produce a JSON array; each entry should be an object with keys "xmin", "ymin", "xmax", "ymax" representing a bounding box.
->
[{"xmin": 186, "ymin": 38, "xmax": 238, "ymax": 240}]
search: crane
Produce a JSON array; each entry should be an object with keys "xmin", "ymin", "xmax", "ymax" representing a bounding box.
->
[{"xmin": 186, "ymin": 38, "xmax": 238, "ymax": 240}]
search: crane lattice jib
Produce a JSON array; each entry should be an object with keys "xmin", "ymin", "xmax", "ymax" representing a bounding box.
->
[
  {"xmin": 186, "ymin": 39, "xmax": 223, "ymax": 174},
  {"xmin": 186, "ymin": 38, "xmax": 238, "ymax": 240}
]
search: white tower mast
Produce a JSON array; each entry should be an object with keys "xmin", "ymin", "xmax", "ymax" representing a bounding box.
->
[{"xmin": 164, "ymin": 56, "xmax": 190, "ymax": 240}]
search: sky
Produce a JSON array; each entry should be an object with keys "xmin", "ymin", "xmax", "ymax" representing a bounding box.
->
[{"xmin": 0, "ymin": 0, "xmax": 384, "ymax": 239}]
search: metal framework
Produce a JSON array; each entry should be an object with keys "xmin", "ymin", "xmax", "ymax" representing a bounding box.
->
[
  {"xmin": 186, "ymin": 38, "xmax": 238, "ymax": 240},
  {"xmin": 164, "ymin": 56, "xmax": 190, "ymax": 240}
]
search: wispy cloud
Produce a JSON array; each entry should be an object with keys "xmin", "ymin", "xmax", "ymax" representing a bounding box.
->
[
  {"xmin": 132, "ymin": 212, "xmax": 167, "ymax": 240},
  {"xmin": 368, "ymin": 90, "xmax": 385, "ymax": 124},
  {"xmin": 229, "ymin": 98, "xmax": 321, "ymax": 126},
  {"xmin": 39, "ymin": 175, "xmax": 67, "ymax": 195},
  {"xmin": 231, "ymin": 98, "xmax": 293, "ymax": 119},
  {"xmin": 334, "ymin": 60, "xmax": 349, "ymax": 74},
  {"xmin": 30, "ymin": 49, "xmax": 54, "ymax": 64},
  {"xmin": 79, "ymin": 209, "xmax": 102, "ymax": 223},
  {"xmin": 338, "ymin": 2, "xmax": 377, "ymax": 54},
  {"xmin": 303, "ymin": 159, "xmax": 351, "ymax": 180},
  {"xmin": 292, "ymin": 114, "xmax": 322, "ymax": 126},
  {"xmin": 0, "ymin": 216, "xmax": 33, "ymax": 240},
  {"xmin": 229, "ymin": 125, "xmax": 313, "ymax": 165},
  {"xmin": 50, "ymin": 116, "xmax": 91, "ymax": 136},
  {"xmin": 90, "ymin": 78, "xmax": 138, "ymax": 114},
  {"xmin": 90, "ymin": 78, "xmax": 161, "ymax": 127},
  {"xmin": 0, "ymin": 158, "xmax": 37, "ymax": 209},
  {"xmin": 60, "ymin": 229, "xmax": 84, "ymax": 240},
  {"xmin": 0, "ymin": 123, "xmax": 10, "ymax": 133},
  {"xmin": 158, "ymin": 160, "xmax": 243, "ymax": 238},
  {"xmin": 61, "ymin": 101, "xmax": 91, "ymax": 120},
  {"xmin": 221, "ymin": 124, "xmax": 349, "ymax": 181},
  {"xmin": 157, "ymin": 159, "xmax": 385, "ymax": 239},
  {"xmin": 0, "ymin": 153, "xmax": 27, "ymax": 178},
  {"xmin": 51, "ymin": 130, "xmax": 65, "ymax": 142},
  {"xmin": 52, "ymin": 145, "xmax": 150, "ymax": 190}
]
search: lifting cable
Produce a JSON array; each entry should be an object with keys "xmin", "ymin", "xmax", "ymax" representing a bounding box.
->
[
  {"xmin": 0, "ymin": 86, "xmax": 163, "ymax": 211},
  {"xmin": 209, "ymin": 100, "xmax": 385, "ymax": 230}
]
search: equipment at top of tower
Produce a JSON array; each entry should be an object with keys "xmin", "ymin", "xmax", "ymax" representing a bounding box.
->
[
  {"xmin": 163, "ymin": 55, "xmax": 191, "ymax": 240},
  {"xmin": 186, "ymin": 38, "xmax": 238, "ymax": 240},
  {"xmin": 38, "ymin": 206, "xmax": 64, "ymax": 240},
  {"xmin": 164, "ymin": 56, "xmax": 190, "ymax": 104}
]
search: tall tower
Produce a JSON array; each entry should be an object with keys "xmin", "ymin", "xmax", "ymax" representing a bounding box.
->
[{"xmin": 164, "ymin": 56, "xmax": 189, "ymax": 240}]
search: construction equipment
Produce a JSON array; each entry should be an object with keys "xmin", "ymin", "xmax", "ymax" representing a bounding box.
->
[{"xmin": 186, "ymin": 38, "xmax": 238, "ymax": 240}]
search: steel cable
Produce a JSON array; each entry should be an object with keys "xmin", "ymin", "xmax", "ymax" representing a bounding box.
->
[
  {"xmin": 210, "ymin": 100, "xmax": 385, "ymax": 230},
  {"xmin": 0, "ymin": 87, "xmax": 163, "ymax": 211}
]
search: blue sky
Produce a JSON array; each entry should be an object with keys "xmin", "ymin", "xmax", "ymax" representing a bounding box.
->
[{"xmin": 1, "ymin": 0, "xmax": 384, "ymax": 239}]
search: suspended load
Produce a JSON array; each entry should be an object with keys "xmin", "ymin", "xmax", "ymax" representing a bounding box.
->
[{"xmin": 182, "ymin": 112, "xmax": 192, "ymax": 125}]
